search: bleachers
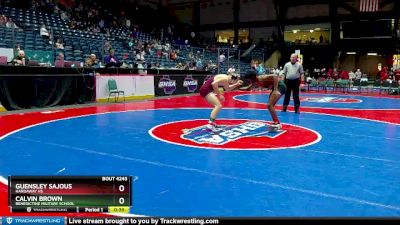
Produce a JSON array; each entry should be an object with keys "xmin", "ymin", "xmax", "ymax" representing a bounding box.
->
[{"xmin": 0, "ymin": 6, "xmax": 267, "ymax": 71}]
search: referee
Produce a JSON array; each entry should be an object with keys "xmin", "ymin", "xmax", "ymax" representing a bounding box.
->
[{"xmin": 282, "ymin": 54, "xmax": 304, "ymax": 113}]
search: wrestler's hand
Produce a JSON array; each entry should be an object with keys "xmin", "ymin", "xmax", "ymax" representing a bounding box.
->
[{"xmin": 237, "ymin": 80, "xmax": 244, "ymax": 86}]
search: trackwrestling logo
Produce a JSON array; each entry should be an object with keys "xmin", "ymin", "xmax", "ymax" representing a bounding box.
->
[
  {"xmin": 182, "ymin": 121, "xmax": 284, "ymax": 145},
  {"xmin": 150, "ymin": 119, "xmax": 321, "ymax": 150},
  {"xmin": 300, "ymin": 96, "xmax": 362, "ymax": 103},
  {"xmin": 158, "ymin": 75, "xmax": 176, "ymax": 95}
]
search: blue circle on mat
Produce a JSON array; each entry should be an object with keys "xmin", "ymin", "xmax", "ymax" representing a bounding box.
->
[{"xmin": 234, "ymin": 93, "xmax": 400, "ymax": 109}]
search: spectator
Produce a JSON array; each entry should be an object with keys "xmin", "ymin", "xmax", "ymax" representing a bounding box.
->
[
  {"xmin": 188, "ymin": 51, "xmax": 194, "ymax": 60},
  {"xmin": 0, "ymin": 15, "xmax": 7, "ymax": 26},
  {"xmin": 355, "ymin": 69, "xmax": 362, "ymax": 80},
  {"xmin": 103, "ymin": 41, "xmax": 112, "ymax": 54},
  {"xmin": 130, "ymin": 28, "xmax": 138, "ymax": 38},
  {"xmin": 12, "ymin": 50, "xmax": 29, "ymax": 66},
  {"xmin": 85, "ymin": 54, "xmax": 98, "ymax": 68},
  {"xmin": 136, "ymin": 49, "xmax": 145, "ymax": 62},
  {"xmin": 389, "ymin": 67, "xmax": 395, "ymax": 81},
  {"xmin": 340, "ymin": 70, "xmax": 349, "ymax": 80},
  {"xmin": 55, "ymin": 53, "xmax": 65, "ymax": 67},
  {"xmin": 40, "ymin": 24, "xmax": 50, "ymax": 40},
  {"xmin": 196, "ymin": 57, "xmax": 203, "ymax": 70},
  {"xmin": 153, "ymin": 62, "xmax": 161, "ymax": 69},
  {"xmin": 32, "ymin": 0, "xmax": 39, "ymax": 11},
  {"xmin": 128, "ymin": 38, "xmax": 135, "ymax": 50},
  {"xmin": 205, "ymin": 60, "xmax": 217, "ymax": 72},
  {"xmin": 144, "ymin": 43, "xmax": 153, "ymax": 56},
  {"xmin": 104, "ymin": 49, "xmax": 120, "ymax": 68},
  {"xmin": 6, "ymin": 18, "xmax": 19, "ymax": 29},
  {"xmin": 320, "ymin": 68, "xmax": 327, "ymax": 79},
  {"xmin": 92, "ymin": 25, "xmax": 100, "ymax": 33},
  {"xmin": 227, "ymin": 65, "xmax": 236, "ymax": 75},
  {"xmin": 99, "ymin": 19, "xmax": 105, "ymax": 29},
  {"xmin": 154, "ymin": 42, "xmax": 162, "ymax": 57},
  {"xmin": 313, "ymin": 68, "xmax": 321, "ymax": 79},
  {"xmin": 219, "ymin": 52, "xmax": 226, "ymax": 65},
  {"xmin": 55, "ymin": 38, "xmax": 64, "ymax": 49},
  {"xmin": 61, "ymin": 11, "xmax": 68, "ymax": 20},
  {"xmin": 381, "ymin": 67, "xmax": 389, "ymax": 81},
  {"xmin": 54, "ymin": 5, "xmax": 60, "ymax": 15},
  {"xmin": 170, "ymin": 50, "xmax": 177, "ymax": 61},
  {"xmin": 332, "ymin": 68, "xmax": 339, "ymax": 80},
  {"xmin": 163, "ymin": 43, "xmax": 170, "ymax": 52},
  {"xmin": 349, "ymin": 70, "xmax": 356, "ymax": 81},
  {"xmin": 394, "ymin": 69, "xmax": 400, "ymax": 83}
]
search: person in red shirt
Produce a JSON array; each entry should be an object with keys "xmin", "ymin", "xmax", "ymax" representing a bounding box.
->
[
  {"xmin": 380, "ymin": 67, "xmax": 389, "ymax": 81},
  {"xmin": 395, "ymin": 69, "xmax": 400, "ymax": 82},
  {"xmin": 340, "ymin": 70, "xmax": 349, "ymax": 80},
  {"xmin": 332, "ymin": 69, "xmax": 339, "ymax": 80},
  {"xmin": 327, "ymin": 69, "xmax": 333, "ymax": 79}
]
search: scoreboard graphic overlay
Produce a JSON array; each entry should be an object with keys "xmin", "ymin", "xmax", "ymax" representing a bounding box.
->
[{"xmin": 8, "ymin": 176, "xmax": 132, "ymax": 213}]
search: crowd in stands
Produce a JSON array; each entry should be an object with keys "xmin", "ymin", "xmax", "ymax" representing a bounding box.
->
[
  {"xmin": 0, "ymin": 14, "xmax": 19, "ymax": 29},
  {"xmin": 2, "ymin": 0, "xmax": 399, "ymax": 89},
  {"xmin": 0, "ymin": 0, "xmax": 276, "ymax": 73},
  {"xmin": 308, "ymin": 67, "xmax": 400, "ymax": 84}
]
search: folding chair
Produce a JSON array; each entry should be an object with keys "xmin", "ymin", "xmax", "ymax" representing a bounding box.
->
[{"xmin": 107, "ymin": 79, "xmax": 125, "ymax": 102}]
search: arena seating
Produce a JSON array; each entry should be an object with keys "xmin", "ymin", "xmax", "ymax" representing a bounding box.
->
[{"xmin": 0, "ymin": 6, "xmax": 265, "ymax": 73}]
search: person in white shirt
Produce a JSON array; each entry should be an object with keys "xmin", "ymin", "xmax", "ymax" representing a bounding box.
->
[
  {"xmin": 349, "ymin": 70, "xmax": 356, "ymax": 81},
  {"xmin": 40, "ymin": 24, "xmax": 49, "ymax": 40},
  {"xmin": 355, "ymin": 69, "xmax": 362, "ymax": 80},
  {"xmin": 227, "ymin": 65, "xmax": 236, "ymax": 75},
  {"xmin": 281, "ymin": 54, "xmax": 304, "ymax": 113},
  {"xmin": 164, "ymin": 43, "xmax": 170, "ymax": 52},
  {"xmin": 136, "ymin": 50, "xmax": 145, "ymax": 62},
  {"xmin": 219, "ymin": 53, "xmax": 226, "ymax": 65},
  {"xmin": 6, "ymin": 18, "xmax": 18, "ymax": 29}
]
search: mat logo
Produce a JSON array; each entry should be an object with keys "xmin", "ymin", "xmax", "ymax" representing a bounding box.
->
[
  {"xmin": 182, "ymin": 122, "xmax": 283, "ymax": 145},
  {"xmin": 158, "ymin": 75, "xmax": 176, "ymax": 95},
  {"xmin": 7, "ymin": 218, "xmax": 12, "ymax": 224},
  {"xmin": 151, "ymin": 119, "xmax": 321, "ymax": 150},
  {"xmin": 183, "ymin": 75, "xmax": 198, "ymax": 93},
  {"xmin": 300, "ymin": 97, "xmax": 361, "ymax": 103}
]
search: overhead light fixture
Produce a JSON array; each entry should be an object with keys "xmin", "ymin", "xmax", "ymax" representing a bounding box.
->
[
  {"xmin": 367, "ymin": 52, "xmax": 378, "ymax": 56},
  {"xmin": 293, "ymin": 30, "xmax": 298, "ymax": 34},
  {"xmin": 346, "ymin": 52, "xmax": 356, "ymax": 55},
  {"xmin": 310, "ymin": 29, "xmax": 314, "ymax": 33},
  {"xmin": 315, "ymin": 28, "xmax": 321, "ymax": 31}
]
